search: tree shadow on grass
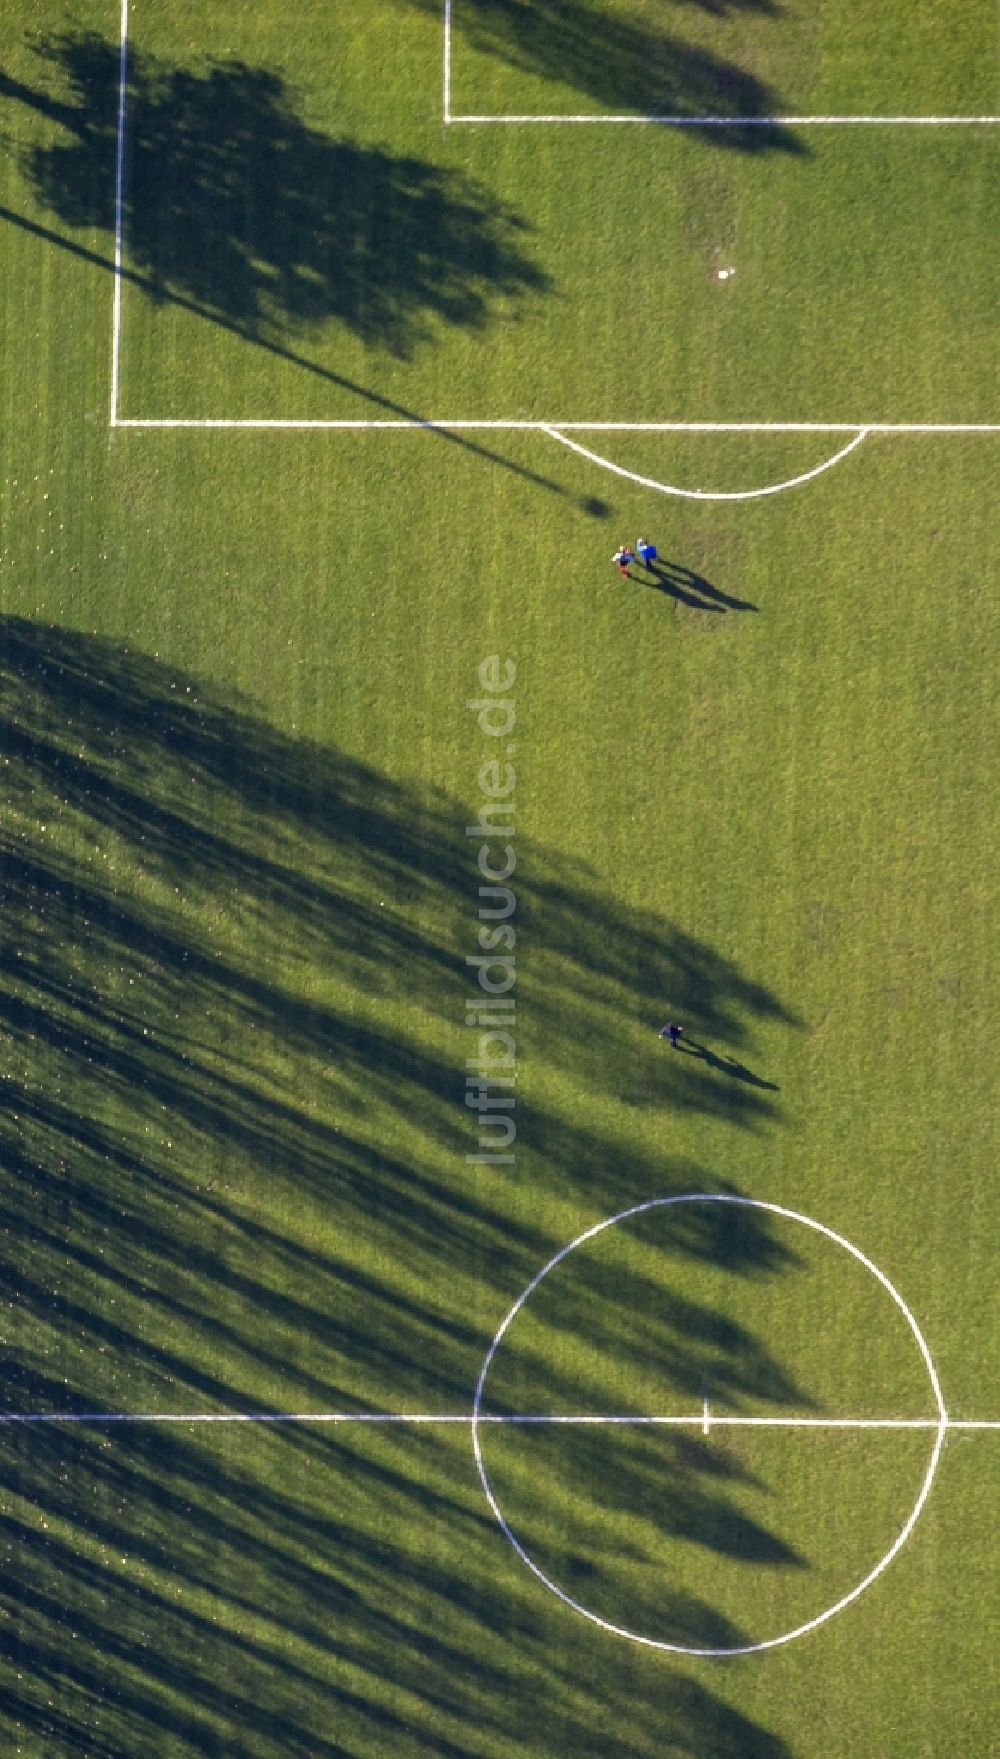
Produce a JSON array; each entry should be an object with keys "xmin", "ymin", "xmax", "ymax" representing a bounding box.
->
[
  {"xmin": 412, "ymin": 0, "xmax": 806, "ymax": 152},
  {"xmin": 8, "ymin": 32, "xmax": 549, "ymax": 358},
  {"xmin": 0, "ymin": 31, "xmax": 579, "ymax": 503},
  {"xmin": 0, "ymin": 616, "xmax": 802, "ymax": 1755},
  {"xmin": 0, "ymin": 1420, "xmax": 795, "ymax": 1759},
  {"xmin": 0, "ymin": 616, "xmax": 804, "ymax": 1401}
]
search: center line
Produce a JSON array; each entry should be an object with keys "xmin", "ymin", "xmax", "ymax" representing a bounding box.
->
[{"xmin": 1, "ymin": 1411, "xmax": 997, "ymax": 1428}]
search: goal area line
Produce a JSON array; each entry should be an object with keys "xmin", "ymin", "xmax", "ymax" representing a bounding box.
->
[
  {"xmin": 443, "ymin": 0, "xmax": 999, "ymax": 127},
  {"xmin": 447, "ymin": 114, "xmax": 1000, "ymax": 127}
]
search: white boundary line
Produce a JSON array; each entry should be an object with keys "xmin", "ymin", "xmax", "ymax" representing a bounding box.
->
[
  {"xmin": 109, "ymin": 0, "xmax": 129, "ymax": 425},
  {"xmin": 543, "ymin": 424, "xmax": 870, "ymax": 500},
  {"xmin": 472, "ymin": 1194, "xmax": 951, "ymax": 1658}
]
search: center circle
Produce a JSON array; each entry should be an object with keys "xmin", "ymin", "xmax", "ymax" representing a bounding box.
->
[{"xmin": 472, "ymin": 1194, "xmax": 948, "ymax": 1657}]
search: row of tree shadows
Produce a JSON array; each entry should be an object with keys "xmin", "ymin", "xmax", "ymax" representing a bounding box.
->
[
  {"xmin": 0, "ymin": 11, "xmax": 818, "ymax": 1755},
  {"xmin": 0, "ymin": 618, "xmax": 805, "ymax": 1754}
]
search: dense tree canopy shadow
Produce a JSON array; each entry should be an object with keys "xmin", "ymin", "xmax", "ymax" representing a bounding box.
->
[
  {"xmin": 7, "ymin": 30, "xmax": 548, "ymax": 357},
  {"xmin": 0, "ymin": 617, "xmax": 803, "ymax": 1755},
  {"xmin": 1, "ymin": 30, "xmax": 583, "ymax": 500},
  {"xmin": 412, "ymin": 0, "xmax": 805, "ymax": 151}
]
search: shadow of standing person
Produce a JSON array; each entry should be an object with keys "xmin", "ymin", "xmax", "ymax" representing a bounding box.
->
[
  {"xmin": 653, "ymin": 560, "xmax": 759, "ymax": 612},
  {"xmin": 641, "ymin": 568, "xmax": 726, "ymax": 612},
  {"xmin": 679, "ymin": 1040, "xmax": 780, "ymax": 1090}
]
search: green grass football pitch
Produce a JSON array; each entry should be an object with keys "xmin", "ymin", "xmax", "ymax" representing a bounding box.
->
[{"xmin": 0, "ymin": 0, "xmax": 998, "ymax": 1754}]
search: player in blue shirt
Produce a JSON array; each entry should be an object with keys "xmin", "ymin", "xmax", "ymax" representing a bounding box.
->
[{"xmin": 637, "ymin": 536, "xmax": 658, "ymax": 570}]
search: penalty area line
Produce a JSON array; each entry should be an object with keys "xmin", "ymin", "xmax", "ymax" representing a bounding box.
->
[{"xmin": 109, "ymin": 419, "xmax": 1000, "ymax": 434}]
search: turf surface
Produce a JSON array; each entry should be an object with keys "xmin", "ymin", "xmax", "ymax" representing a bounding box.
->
[{"xmin": 0, "ymin": 2, "xmax": 998, "ymax": 1754}]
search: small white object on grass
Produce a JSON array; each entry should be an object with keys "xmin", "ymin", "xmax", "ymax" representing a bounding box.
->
[{"xmin": 718, "ymin": 268, "xmax": 734, "ymax": 280}]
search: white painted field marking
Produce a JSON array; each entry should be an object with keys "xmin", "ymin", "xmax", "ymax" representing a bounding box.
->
[
  {"xmin": 0, "ymin": 1411, "xmax": 476, "ymax": 1426},
  {"xmin": 0, "ymin": 1410, "xmax": 997, "ymax": 1428},
  {"xmin": 543, "ymin": 424, "xmax": 870, "ymax": 500},
  {"xmin": 475, "ymin": 1415, "xmax": 995, "ymax": 1430},
  {"xmin": 472, "ymin": 1194, "xmax": 951, "ymax": 1657},
  {"xmin": 448, "ymin": 114, "xmax": 1000, "ymax": 127},
  {"xmin": 443, "ymin": 0, "xmax": 453, "ymax": 124},
  {"xmin": 111, "ymin": 5, "xmax": 1000, "ymax": 436},
  {"xmin": 443, "ymin": 0, "xmax": 998, "ymax": 128},
  {"xmin": 110, "ymin": 419, "xmax": 1000, "ymax": 434},
  {"xmin": 109, "ymin": 0, "xmax": 130, "ymax": 426}
]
